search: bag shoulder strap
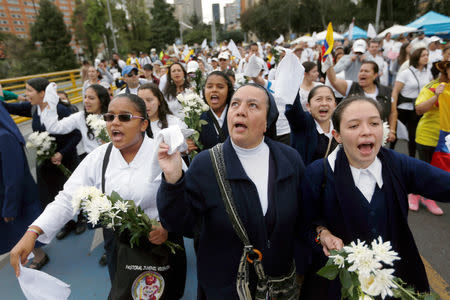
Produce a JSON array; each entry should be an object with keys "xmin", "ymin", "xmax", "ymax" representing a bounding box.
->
[
  {"xmin": 102, "ymin": 143, "xmax": 113, "ymax": 193},
  {"xmin": 209, "ymin": 144, "xmax": 250, "ymax": 245},
  {"xmin": 408, "ymin": 67, "xmax": 421, "ymax": 94},
  {"xmin": 208, "ymin": 110, "xmax": 226, "ymax": 143}
]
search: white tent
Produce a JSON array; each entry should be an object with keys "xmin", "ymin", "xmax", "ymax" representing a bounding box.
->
[
  {"xmin": 291, "ymin": 35, "xmax": 315, "ymax": 44},
  {"xmin": 377, "ymin": 25, "xmax": 418, "ymax": 38},
  {"xmin": 315, "ymin": 30, "xmax": 344, "ymax": 40}
]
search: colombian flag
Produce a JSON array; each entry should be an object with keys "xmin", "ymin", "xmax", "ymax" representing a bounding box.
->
[
  {"xmin": 184, "ymin": 49, "xmax": 194, "ymax": 62},
  {"xmin": 321, "ymin": 22, "xmax": 334, "ymax": 63}
]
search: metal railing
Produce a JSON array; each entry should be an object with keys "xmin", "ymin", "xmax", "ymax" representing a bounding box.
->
[{"xmin": 0, "ymin": 69, "xmax": 83, "ymax": 124}]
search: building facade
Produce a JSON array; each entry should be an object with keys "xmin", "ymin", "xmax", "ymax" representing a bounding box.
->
[
  {"xmin": 173, "ymin": 0, "xmax": 202, "ymax": 25},
  {"xmin": 0, "ymin": 0, "xmax": 75, "ymax": 39}
]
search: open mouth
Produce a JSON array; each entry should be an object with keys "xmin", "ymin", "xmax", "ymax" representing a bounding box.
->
[
  {"xmin": 210, "ymin": 95, "xmax": 220, "ymax": 104},
  {"xmin": 318, "ymin": 108, "xmax": 328, "ymax": 116},
  {"xmin": 111, "ymin": 129, "xmax": 124, "ymax": 141},
  {"xmin": 234, "ymin": 122, "xmax": 248, "ymax": 132},
  {"xmin": 357, "ymin": 143, "xmax": 374, "ymax": 155}
]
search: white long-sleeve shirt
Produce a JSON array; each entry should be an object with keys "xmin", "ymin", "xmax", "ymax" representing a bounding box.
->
[
  {"xmin": 41, "ymin": 110, "xmax": 101, "ymax": 154},
  {"xmin": 32, "ymin": 136, "xmax": 163, "ymax": 243},
  {"xmin": 150, "ymin": 114, "xmax": 187, "ymax": 138}
]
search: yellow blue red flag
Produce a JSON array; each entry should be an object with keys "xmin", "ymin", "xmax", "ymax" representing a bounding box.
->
[{"xmin": 321, "ymin": 22, "xmax": 334, "ymax": 62}]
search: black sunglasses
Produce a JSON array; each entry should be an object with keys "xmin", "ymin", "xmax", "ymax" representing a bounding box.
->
[
  {"xmin": 126, "ymin": 72, "xmax": 137, "ymax": 77},
  {"xmin": 103, "ymin": 113, "xmax": 144, "ymax": 122}
]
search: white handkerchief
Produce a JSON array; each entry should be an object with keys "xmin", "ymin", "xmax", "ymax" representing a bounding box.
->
[
  {"xmin": 274, "ymin": 52, "xmax": 304, "ymax": 105},
  {"xmin": 18, "ymin": 263, "xmax": 71, "ymax": 300},
  {"xmin": 42, "ymin": 82, "xmax": 59, "ymax": 110},
  {"xmin": 244, "ymin": 55, "xmax": 264, "ymax": 78},
  {"xmin": 149, "ymin": 126, "xmax": 194, "ymax": 182}
]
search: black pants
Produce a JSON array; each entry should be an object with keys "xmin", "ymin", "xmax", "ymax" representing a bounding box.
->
[
  {"xmin": 391, "ymin": 109, "xmax": 420, "ymax": 157},
  {"xmin": 103, "ymin": 228, "xmax": 117, "ymax": 283},
  {"xmin": 417, "ymin": 143, "xmax": 435, "ymax": 164}
]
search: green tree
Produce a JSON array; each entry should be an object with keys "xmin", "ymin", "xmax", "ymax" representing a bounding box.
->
[
  {"xmin": 30, "ymin": 0, "xmax": 77, "ymax": 71},
  {"xmin": 124, "ymin": 0, "xmax": 151, "ymax": 51},
  {"xmin": 148, "ymin": 0, "xmax": 180, "ymax": 51},
  {"xmin": 182, "ymin": 13, "xmax": 211, "ymax": 45}
]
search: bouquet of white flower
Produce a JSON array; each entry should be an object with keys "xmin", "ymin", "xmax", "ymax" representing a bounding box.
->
[
  {"xmin": 86, "ymin": 114, "xmax": 110, "ymax": 143},
  {"xmin": 235, "ymin": 73, "xmax": 249, "ymax": 87},
  {"xmin": 318, "ymin": 236, "xmax": 438, "ymax": 300},
  {"xmin": 382, "ymin": 121, "xmax": 390, "ymax": 147},
  {"xmin": 26, "ymin": 131, "xmax": 72, "ymax": 177},
  {"xmin": 176, "ymin": 92, "xmax": 209, "ymax": 159},
  {"xmin": 71, "ymin": 186, "xmax": 182, "ymax": 253}
]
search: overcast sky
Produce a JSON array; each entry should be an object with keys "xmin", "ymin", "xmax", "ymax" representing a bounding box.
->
[{"xmin": 167, "ymin": 0, "xmax": 236, "ymax": 23}]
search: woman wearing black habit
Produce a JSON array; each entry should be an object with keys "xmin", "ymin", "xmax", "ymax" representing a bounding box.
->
[{"xmin": 301, "ymin": 96, "xmax": 450, "ymax": 299}]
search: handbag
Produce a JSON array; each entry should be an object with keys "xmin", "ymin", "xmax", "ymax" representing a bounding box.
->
[{"xmin": 209, "ymin": 144, "xmax": 298, "ymax": 300}]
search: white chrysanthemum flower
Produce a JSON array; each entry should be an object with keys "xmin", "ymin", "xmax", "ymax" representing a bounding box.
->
[
  {"xmin": 359, "ymin": 273, "xmax": 381, "ymax": 297},
  {"xmin": 344, "ymin": 239, "xmax": 369, "ymax": 261},
  {"xmin": 382, "ymin": 122, "xmax": 390, "ymax": 146},
  {"xmin": 114, "ymin": 200, "xmax": 129, "ymax": 212},
  {"xmin": 87, "ymin": 210, "xmax": 101, "ymax": 226},
  {"xmin": 373, "ymin": 268, "xmax": 396, "ymax": 299},
  {"xmin": 329, "ymin": 254, "xmax": 346, "ymax": 268},
  {"xmin": 371, "ymin": 236, "xmax": 400, "ymax": 266},
  {"xmin": 359, "ymin": 295, "xmax": 373, "ymax": 300},
  {"xmin": 349, "ymin": 251, "xmax": 382, "ymax": 276}
]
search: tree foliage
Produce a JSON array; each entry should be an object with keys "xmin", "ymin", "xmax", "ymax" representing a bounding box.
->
[
  {"xmin": 30, "ymin": 0, "xmax": 77, "ymax": 70},
  {"xmin": 148, "ymin": 0, "xmax": 180, "ymax": 52}
]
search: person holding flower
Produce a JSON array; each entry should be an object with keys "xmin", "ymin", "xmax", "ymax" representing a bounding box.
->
[
  {"xmin": 301, "ymin": 96, "xmax": 450, "ymax": 299},
  {"xmin": 39, "ymin": 83, "xmax": 110, "ymax": 240},
  {"xmin": 10, "ymin": 94, "xmax": 186, "ymax": 299},
  {"xmin": 2, "ymin": 77, "xmax": 81, "ymax": 245}
]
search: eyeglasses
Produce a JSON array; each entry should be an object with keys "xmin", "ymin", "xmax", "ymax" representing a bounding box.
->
[
  {"xmin": 103, "ymin": 113, "xmax": 144, "ymax": 122},
  {"xmin": 126, "ymin": 72, "xmax": 137, "ymax": 77}
]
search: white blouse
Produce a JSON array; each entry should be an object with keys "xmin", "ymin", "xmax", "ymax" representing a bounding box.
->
[
  {"xmin": 41, "ymin": 110, "xmax": 101, "ymax": 154},
  {"xmin": 32, "ymin": 136, "xmax": 163, "ymax": 243}
]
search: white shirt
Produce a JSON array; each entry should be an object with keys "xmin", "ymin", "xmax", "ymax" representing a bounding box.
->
[
  {"xmin": 396, "ymin": 66, "xmax": 432, "ymax": 110},
  {"xmin": 314, "ymin": 119, "xmax": 333, "ymax": 139},
  {"xmin": 210, "ymin": 105, "xmax": 228, "ymax": 129},
  {"xmin": 231, "ymin": 139, "xmax": 270, "ymax": 215},
  {"xmin": 428, "ymin": 49, "xmax": 443, "ymax": 65},
  {"xmin": 150, "ymin": 114, "xmax": 187, "ymax": 138},
  {"xmin": 32, "ymin": 136, "xmax": 163, "ymax": 243},
  {"xmin": 382, "ymin": 39, "xmax": 395, "ymax": 58},
  {"xmin": 327, "ymin": 146, "xmax": 383, "ymax": 203},
  {"xmin": 41, "ymin": 110, "xmax": 101, "ymax": 154}
]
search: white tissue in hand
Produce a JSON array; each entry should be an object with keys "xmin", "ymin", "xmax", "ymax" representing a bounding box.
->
[
  {"xmin": 321, "ymin": 55, "xmax": 333, "ymax": 74},
  {"xmin": 18, "ymin": 264, "xmax": 71, "ymax": 300},
  {"xmin": 42, "ymin": 82, "xmax": 59, "ymax": 110},
  {"xmin": 274, "ymin": 52, "xmax": 304, "ymax": 105},
  {"xmin": 244, "ymin": 55, "xmax": 264, "ymax": 77}
]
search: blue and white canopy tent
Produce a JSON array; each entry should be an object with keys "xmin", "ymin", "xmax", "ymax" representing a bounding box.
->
[
  {"xmin": 343, "ymin": 25, "xmax": 367, "ymax": 40},
  {"xmin": 407, "ymin": 11, "xmax": 450, "ymax": 39}
]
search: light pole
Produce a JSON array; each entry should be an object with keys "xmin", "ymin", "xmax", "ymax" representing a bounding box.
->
[
  {"xmin": 375, "ymin": 0, "xmax": 382, "ymax": 33},
  {"xmin": 106, "ymin": 0, "xmax": 118, "ymax": 53}
]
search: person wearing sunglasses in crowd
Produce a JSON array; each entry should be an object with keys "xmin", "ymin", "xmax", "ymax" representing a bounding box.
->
[
  {"xmin": 118, "ymin": 66, "xmax": 142, "ymax": 95},
  {"xmin": 10, "ymin": 94, "xmax": 187, "ymax": 299}
]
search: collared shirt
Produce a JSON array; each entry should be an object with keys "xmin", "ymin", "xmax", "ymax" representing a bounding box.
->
[
  {"xmin": 32, "ymin": 136, "xmax": 165, "ymax": 243},
  {"xmin": 210, "ymin": 105, "xmax": 228, "ymax": 128},
  {"xmin": 328, "ymin": 146, "xmax": 383, "ymax": 203},
  {"xmin": 314, "ymin": 119, "xmax": 333, "ymax": 139}
]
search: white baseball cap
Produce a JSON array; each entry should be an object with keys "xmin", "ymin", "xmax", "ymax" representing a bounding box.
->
[
  {"xmin": 428, "ymin": 36, "xmax": 443, "ymax": 44},
  {"xmin": 218, "ymin": 52, "xmax": 230, "ymax": 60},
  {"xmin": 186, "ymin": 60, "xmax": 199, "ymax": 73},
  {"xmin": 352, "ymin": 39, "xmax": 367, "ymax": 54}
]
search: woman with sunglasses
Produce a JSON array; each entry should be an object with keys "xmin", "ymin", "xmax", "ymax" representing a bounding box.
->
[
  {"xmin": 39, "ymin": 84, "xmax": 110, "ymax": 239},
  {"xmin": 10, "ymin": 94, "xmax": 187, "ymax": 299},
  {"xmin": 137, "ymin": 83, "xmax": 187, "ymax": 139},
  {"xmin": 3, "ymin": 77, "xmax": 81, "ymax": 270},
  {"xmin": 301, "ymin": 96, "xmax": 450, "ymax": 299}
]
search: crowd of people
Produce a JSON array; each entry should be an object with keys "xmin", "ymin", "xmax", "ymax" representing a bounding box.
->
[{"xmin": 1, "ymin": 29, "xmax": 450, "ymax": 300}]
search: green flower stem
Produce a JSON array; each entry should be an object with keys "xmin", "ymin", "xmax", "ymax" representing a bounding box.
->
[
  {"xmin": 57, "ymin": 163, "xmax": 72, "ymax": 178},
  {"xmin": 393, "ymin": 281, "xmax": 419, "ymax": 300}
]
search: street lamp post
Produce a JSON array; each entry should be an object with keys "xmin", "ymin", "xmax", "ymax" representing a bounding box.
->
[{"xmin": 106, "ymin": 0, "xmax": 118, "ymax": 54}]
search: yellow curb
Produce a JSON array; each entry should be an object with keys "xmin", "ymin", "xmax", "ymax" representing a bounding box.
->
[{"xmin": 422, "ymin": 255, "xmax": 450, "ymax": 300}]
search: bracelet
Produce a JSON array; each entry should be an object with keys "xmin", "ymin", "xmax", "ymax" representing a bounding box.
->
[
  {"xmin": 27, "ymin": 227, "xmax": 40, "ymax": 238},
  {"xmin": 315, "ymin": 228, "xmax": 324, "ymax": 244}
]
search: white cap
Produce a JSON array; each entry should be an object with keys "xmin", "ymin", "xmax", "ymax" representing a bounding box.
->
[
  {"xmin": 186, "ymin": 60, "xmax": 199, "ymax": 73},
  {"xmin": 218, "ymin": 52, "xmax": 230, "ymax": 60},
  {"xmin": 212, "ymin": 57, "xmax": 219, "ymax": 62},
  {"xmin": 151, "ymin": 48, "xmax": 156, "ymax": 52},
  {"xmin": 352, "ymin": 39, "xmax": 367, "ymax": 54},
  {"xmin": 428, "ymin": 36, "xmax": 442, "ymax": 44}
]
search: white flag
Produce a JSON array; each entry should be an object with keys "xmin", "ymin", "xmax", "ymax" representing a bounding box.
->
[
  {"xmin": 275, "ymin": 34, "xmax": 284, "ymax": 44},
  {"xmin": 367, "ymin": 23, "xmax": 377, "ymax": 39},
  {"xmin": 228, "ymin": 39, "xmax": 242, "ymax": 60},
  {"xmin": 348, "ymin": 18, "xmax": 355, "ymax": 40},
  {"xmin": 201, "ymin": 38, "xmax": 207, "ymax": 49},
  {"xmin": 173, "ymin": 44, "xmax": 179, "ymax": 56},
  {"xmin": 182, "ymin": 44, "xmax": 189, "ymax": 58}
]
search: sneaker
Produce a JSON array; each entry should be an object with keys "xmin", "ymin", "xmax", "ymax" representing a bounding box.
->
[
  {"xmin": 99, "ymin": 254, "xmax": 107, "ymax": 266},
  {"xmin": 408, "ymin": 194, "xmax": 420, "ymax": 211},
  {"xmin": 420, "ymin": 198, "xmax": 444, "ymax": 216},
  {"xmin": 56, "ymin": 220, "xmax": 76, "ymax": 240}
]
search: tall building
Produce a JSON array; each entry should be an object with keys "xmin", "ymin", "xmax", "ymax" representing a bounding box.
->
[
  {"xmin": 212, "ymin": 3, "xmax": 219, "ymax": 23},
  {"xmin": 0, "ymin": 0, "xmax": 76, "ymax": 39},
  {"xmin": 173, "ymin": 0, "xmax": 202, "ymax": 25},
  {"xmin": 224, "ymin": 1, "xmax": 240, "ymax": 30}
]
